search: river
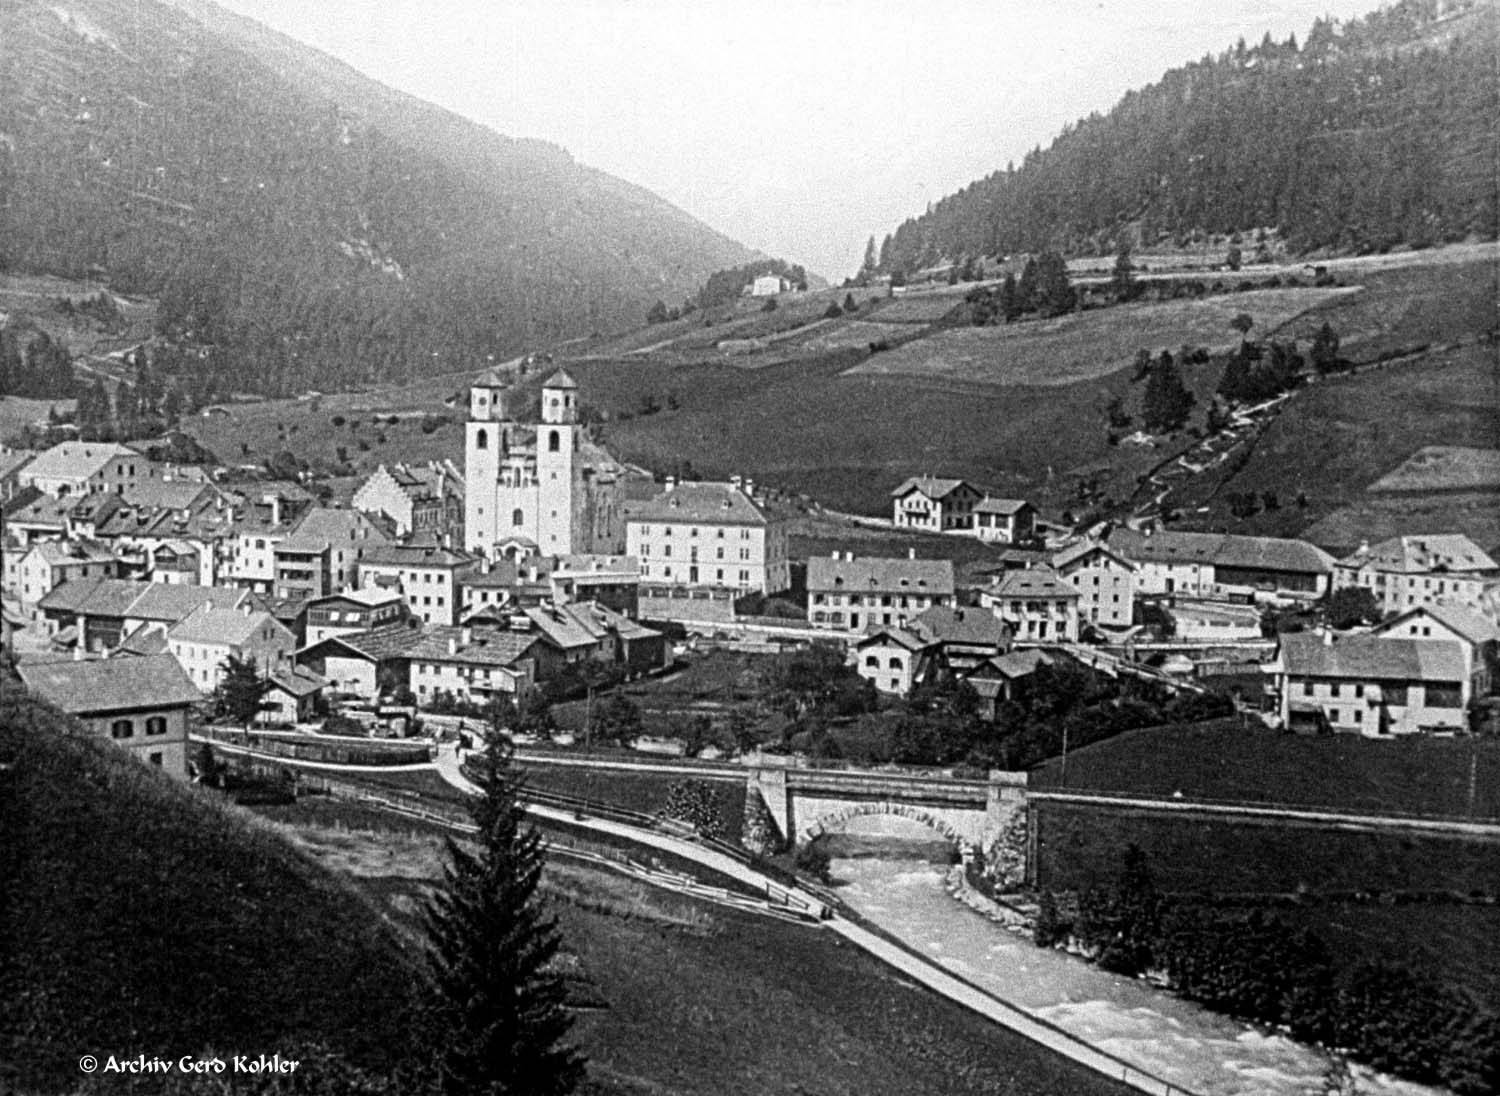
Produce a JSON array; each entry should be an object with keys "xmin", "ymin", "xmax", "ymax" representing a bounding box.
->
[{"xmin": 827, "ymin": 832, "xmax": 1442, "ymax": 1096}]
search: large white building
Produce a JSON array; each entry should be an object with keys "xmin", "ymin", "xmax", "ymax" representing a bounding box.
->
[
  {"xmin": 463, "ymin": 369, "xmax": 626, "ymax": 560},
  {"xmin": 626, "ymin": 480, "xmax": 789, "ymax": 595},
  {"xmin": 1334, "ymin": 535, "xmax": 1499, "ymax": 615}
]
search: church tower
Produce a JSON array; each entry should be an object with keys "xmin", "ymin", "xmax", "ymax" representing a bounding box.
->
[
  {"xmin": 463, "ymin": 369, "xmax": 510, "ymax": 555},
  {"xmin": 535, "ymin": 370, "xmax": 580, "ymax": 554}
]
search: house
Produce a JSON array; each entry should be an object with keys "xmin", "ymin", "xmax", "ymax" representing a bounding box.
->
[
  {"xmin": 1372, "ymin": 602, "xmax": 1499, "ymax": 701},
  {"xmin": 17, "ymin": 654, "xmax": 202, "ymax": 777},
  {"xmin": 1334, "ymin": 535, "xmax": 1499, "ymax": 615},
  {"xmin": 147, "ymin": 540, "xmax": 201, "ymax": 585},
  {"xmin": 978, "ymin": 568, "xmax": 1081, "ymax": 643},
  {"xmin": 405, "ymin": 626, "xmax": 540, "ymax": 706},
  {"xmin": 1269, "ymin": 631, "xmax": 1469, "ymax": 736},
  {"xmin": 260, "ymin": 666, "xmax": 328, "ymax": 726},
  {"xmin": 627, "ymin": 480, "xmax": 789, "ymax": 621},
  {"xmin": 354, "ymin": 460, "xmax": 465, "ymax": 539},
  {"xmin": 304, "ymin": 587, "xmax": 410, "ymax": 646},
  {"xmin": 36, "ymin": 577, "xmax": 153, "ymax": 649},
  {"xmin": 16, "ymin": 540, "xmax": 119, "ymax": 618},
  {"xmin": 4, "ymin": 491, "xmax": 77, "ymax": 548},
  {"xmin": 750, "ymin": 274, "xmax": 791, "ymax": 297},
  {"xmin": 0, "ymin": 447, "xmax": 37, "ymax": 503},
  {"xmin": 965, "ymin": 649, "xmax": 1058, "ymax": 719},
  {"xmin": 358, "ymin": 543, "xmax": 480, "ymax": 626},
  {"xmin": 908, "ymin": 605, "xmax": 1011, "ymax": 674},
  {"xmin": 18, "ymin": 441, "xmax": 158, "ymax": 498},
  {"xmin": 1052, "ymin": 540, "xmax": 1136, "ymax": 630},
  {"xmin": 519, "ymin": 601, "xmax": 669, "ymax": 680},
  {"xmin": 1168, "ymin": 599, "xmax": 1264, "ymax": 643},
  {"xmin": 973, "ymin": 498, "xmax": 1036, "ymax": 545},
  {"xmin": 890, "ymin": 477, "xmax": 984, "ymax": 533},
  {"xmin": 851, "ymin": 628, "xmax": 937, "ymax": 696},
  {"xmin": 282, "ymin": 507, "xmax": 393, "ymax": 594},
  {"xmin": 464, "ymin": 369, "xmax": 628, "ymax": 559},
  {"xmin": 165, "ymin": 605, "xmax": 295, "ymax": 693},
  {"xmin": 806, "ymin": 552, "xmax": 956, "ymax": 633},
  {"xmin": 295, "ymin": 622, "xmax": 426, "ymax": 701},
  {"xmin": 548, "ymin": 554, "xmax": 641, "ymax": 616},
  {"xmin": 1108, "ymin": 529, "xmax": 1334, "ymax": 602}
]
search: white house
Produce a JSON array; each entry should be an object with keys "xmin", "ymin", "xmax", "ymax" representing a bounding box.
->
[
  {"xmin": 1334, "ymin": 535, "xmax": 1499, "ymax": 615},
  {"xmin": 851, "ymin": 628, "xmax": 937, "ymax": 696},
  {"xmin": 166, "ymin": 605, "xmax": 295, "ymax": 692},
  {"xmin": 1372, "ymin": 602, "xmax": 1499, "ymax": 701},
  {"xmin": 358, "ymin": 543, "xmax": 479, "ymax": 627},
  {"xmin": 973, "ymin": 498, "xmax": 1036, "ymax": 544},
  {"xmin": 978, "ymin": 568, "xmax": 1081, "ymax": 643},
  {"xmin": 1269, "ymin": 631, "xmax": 1469, "ymax": 736},
  {"xmin": 1108, "ymin": 529, "xmax": 1333, "ymax": 602},
  {"xmin": 806, "ymin": 552, "xmax": 955, "ymax": 633},
  {"xmin": 1052, "ymin": 540, "xmax": 1135, "ymax": 630},
  {"xmin": 890, "ymin": 477, "xmax": 983, "ymax": 533},
  {"xmin": 627, "ymin": 480, "xmax": 789, "ymax": 596},
  {"xmin": 18, "ymin": 441, "xmax": 158, "ymax": 498}
]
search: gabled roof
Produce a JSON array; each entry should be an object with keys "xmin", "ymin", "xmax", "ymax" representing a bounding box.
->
[
  {"xmin": 524, "ymin": 604, "xmax": 609, "ymax": 649},
  {"xmin": 22, "ymin": 441, "xmax": 141, "ymax": 484},
  {"xmin": 308, "ymin": 587, "xmax": 405, "ymax": 610},
  {"xmin": 166, "ymin": 606, "xmax": 284, "ymax": 648},
  {"xmin": 405, "ymin": 626, "xmax": 540, "ymax": 668},
  {"xmin": 890, "ymin": 476, "xmax": 976, "ymax": 500},
  {"xmin": 1278, "ymin": 632, "xmax": 1465, "ymax": 682},
  {"xmin": 1052, "ymin": 539, "xmax": 1135, "ymax": 572},
  {"xmin": 116, "ymin": 624, "xmax": 170, "ymax": 657},
  {"xmin": 126, "ymin": 582, "xmax": 254, "ymax": 623},
  {"xmin": 806, "ymin": 554, "xmax": 955, "ymax": 596},
  {"xmin": 287, "ymin": 507, "xmax": 390, "ymax": 550},
  {"xmin": 1375, "ymin": 602, "xmax": 1500, "ymax": 646},
  {"xmin": 299, "ymin": 621, "xmax": 426, "ymax": 662},
  {"xmin": 38, "ymin": 578, "xmax": 148, "ymax": 618},
  {"xmin": 1109, "ymin": 529, "xmax": 1333, "ymax": 575},
  {"xmin": 542, "ymin": 369, "xmax": 579, "ymax": 390},
  {"xmin": 361, "ymin": 544, "xmax": 477, "ymax": 569},
  {"xmin": 19, "ymin": 653, "xmax": 201, "ymax": 715},
  {"xmin": 973, "ymin": 497, "xmax": 1032, "ymax": 516},
  {"xmin": 1339, "ymin": 534, "xmax": 1498, "ymax": 576},
  {"xmin": 0, "ymin": 448, "xmax": 36, "ymax": 480},
  {"xmin": 121, "ymin": 479, "xmax": 220, "ymax": 511},
  {"xmin": 625, "ymin": 482, "xmax": 767, "ymax": 526},
  {"xmin": 854, "ymin": 627, "xmax": 934, "ymax": 652},
  {"xmin": 7, "ymin": 493, "xmax": 78, "ymax": 528},
  {"xmin": 267, "ymin": 665, "xmax": 327, "ymax": 698},
  {"xmin": 27, "ymin": 539, "xmax": 116, "ymax": 567},
  {"xmin": 910, "ymin": 606, "xmax": 1009, "ymax": 648},
  {"xmin": 988, "ymin": 568, "xmax": 1080, "ymax": 600},
  {"xmin": 971, "ymin": 649, "xmax": 1054, "ymax": 680}
]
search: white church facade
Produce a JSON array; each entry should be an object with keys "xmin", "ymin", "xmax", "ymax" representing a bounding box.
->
[{"xmin": 463, "ymin": 369, "xmax": 627, "ymax": 560}]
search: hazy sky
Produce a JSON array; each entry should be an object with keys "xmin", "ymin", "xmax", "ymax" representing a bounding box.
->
[{"xmin": 218, "ymin": 0, "xmax": 1382, "ymax": 278}]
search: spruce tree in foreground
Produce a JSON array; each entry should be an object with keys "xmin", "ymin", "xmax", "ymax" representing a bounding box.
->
[{"xmin": 422, "ymin": 735, "xmax": 584, "ymax": 1096}]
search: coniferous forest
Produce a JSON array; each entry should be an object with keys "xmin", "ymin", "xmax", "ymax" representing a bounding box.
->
[{"xmin": 876, "ymin": 0, "xmax": 1498, "ymax": 274}]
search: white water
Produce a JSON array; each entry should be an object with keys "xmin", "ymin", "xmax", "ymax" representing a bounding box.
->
[{"xmin": 831, "ymin": 856, "xmax": 1444, "ymax": 1096}]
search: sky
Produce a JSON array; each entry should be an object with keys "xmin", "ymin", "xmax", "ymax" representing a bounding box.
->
[{"xmin": 217, "ymin": 0, "xmax": 1384, "ymax": 279}]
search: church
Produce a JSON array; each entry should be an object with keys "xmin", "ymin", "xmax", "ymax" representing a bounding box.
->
[{"xmin": 463, "ymin": 368, "xmax": 627, "ymax": 560}]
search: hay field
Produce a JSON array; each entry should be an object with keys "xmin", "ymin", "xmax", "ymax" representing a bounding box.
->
[{"xmin": 846, "ymin": 287, "xmax": 1360, "ymax": 387}]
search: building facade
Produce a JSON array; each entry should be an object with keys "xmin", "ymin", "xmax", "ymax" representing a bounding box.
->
[
  {"xmin": 1334, "ymin": 535, "xmax": 1499, "ymax": 615},
  {"xmin": 627, "ymin": 480, "xmax": 789, "ymax": 596},
  {"xmin": 807, "ymin": 552, "xmax": 955, "ymax": 633}
]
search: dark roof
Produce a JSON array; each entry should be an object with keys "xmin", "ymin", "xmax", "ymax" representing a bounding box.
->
[
  {"xmin": 1277, "ymin": 633, "xmax": 1465, "ymax": 682},
  {"xmin": 973, "ymin": 497, "xmax": 1032, "ymax": 516},
  {"xmin": 910, "ymin": 606, "xmax": 1009, "ymax": 648},
  {"xmin": 625, "ymin": 482, "xmax": 767, "ymax": 526},
  {"xmin": 19, "ymin": 654, "xmax": 202, "ymax": 714},
  {"xmin": 854, "ymin": 627, "xmax": 934, "ymax": 652},
  {"xmin": 988, "ymin": 568, "xmax": 1079, "ymax": 599},
  {"xmin": 406, "ymin": 627, "xmax": 539, "ymax": 668},
  {"xmin": 889, "ymin": 476, "xmax": 977, "ymax": 500},
  {"xmin": 807, "ymin": 555, "xmax": 955, "ymax": 596},
  {"xmin": 1339, "ymin": 534, "xmax": 1497, "ymax": 576},
  {"xmin": 38, "ymin": 578, "xmax": 145, "ymax": 618},
  {"xmin": 267, "ymin": 666, "xmax": 327, "ymax": 698},
  {"xmin": 116, "ymin": 624, "xmax": 169, "ymax": 657},
  {"xmin": 361, "ymin": 544, "xmax": 477, "ymax": 569},
  {"xmin": 301, "ymin": 622, "xmax": 426, "ymax": 662},
  {"xmin": 126, "ymin": 583, "xmax": 253, "ymax": 622},
  {"xmin": 1109, "ymin": 529, "xmax": 1333, "ymax": 575},
  {"xmin": 542, "ymin": 369, "xmax": 579, "ymax": 390}
]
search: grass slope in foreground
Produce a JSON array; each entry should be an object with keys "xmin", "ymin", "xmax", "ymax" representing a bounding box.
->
[{"xmin": 0, "ymin": 690, "xmax": 427, "ymax": 1094}]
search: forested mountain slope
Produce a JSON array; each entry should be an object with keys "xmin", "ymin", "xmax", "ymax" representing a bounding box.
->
[
  {"xmin": 0, "ymin": 0, "xmax": 754, "ymax": 395},
  {"xmin": 876, "ymin": 0, "xmax": 1498, "ymax": 273}
]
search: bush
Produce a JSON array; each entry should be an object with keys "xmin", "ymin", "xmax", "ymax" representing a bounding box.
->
[
  {"xmin": 661, "ymin": 779, "xmax": 726, "ymax": 839},
  {"xmin": 794, "ymin": 839, "xmax": 832, "ymax": 884}
]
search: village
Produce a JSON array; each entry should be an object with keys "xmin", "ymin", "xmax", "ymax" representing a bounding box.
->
[{"xmin": 3, "ymin": 359, "xmax": 1497, "ymax": 779}]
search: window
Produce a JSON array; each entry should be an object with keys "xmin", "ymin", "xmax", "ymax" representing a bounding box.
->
[
  {"xmin": 476, "ymin": 429, "xmax": 488, "ymax": 450},
  {"xmin": 864, "ymin": 655, "xmax": 878, "ymax": 668},
  {"xmin": 1329, "ymin": 683, "xmax": 1341, "ymax": 698},
  {"xmin": 110, "ymin": 719, "xmax": 134, "ymax": 739},
  {"xmin": 145, "ymin": 716, "xmax": 167, "ymax": 736},
  {"xmin": 1302, "ymin": 681, "xmax": 1314, "ymax": 697},
  {"xmin": 1354, "ymin": 684, "xmax": 1364, "ymax": 698},
  {"xmin": 548, "ymin": 430, "xmax": 560, "ymax": 452},
  {"xmin": 512, "ymin": 508, "xmax": 524, "ymax": 527},
  {"xmin": 1427, "ymin": 683, "xmax": 1463, "ymax": 709},
  {"xmin": 149, "ymin": 752, "xmax": 162, "ymax": 766},
  {"xmin": 889, "ymin": 657, "xmax": 902, "ymax": 670}
]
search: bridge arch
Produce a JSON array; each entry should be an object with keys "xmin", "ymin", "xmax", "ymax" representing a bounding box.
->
[{"xmin": 801, "ymin": 801, "xmax": 974, "ymax": 857}]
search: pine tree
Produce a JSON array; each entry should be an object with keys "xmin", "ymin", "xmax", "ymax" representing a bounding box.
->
[
  {"xmin": 861, "ymin": 235, "xmax": 878, "ymax": 276},
  {"xmin": 1142, "ymin": 351, "xmax": 1194, "ymax": 433},
  {"xmin": 215, "ymin": 654, "xmax": 268, "ymax": 727},
  {"xmin": 422, "ymin": 737, "xmax": 584, "ymax": 1096},
  {"xmin": 1111, "ymin": 243, "xmax": 1136, "ymax": 301}
]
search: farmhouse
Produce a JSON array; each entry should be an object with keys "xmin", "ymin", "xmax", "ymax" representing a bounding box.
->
[
  {"xmin": 890, "ymin": 477, "xmax": 983, "ymax": 533},
  {"xmin": 806, "ymin": 552, "xmax": 955, "ymax": 633},
  {"xmin": 1334, "ymin": 534, "xmax": 1499, "ymax": 615},
  {"xmin": 1269, "ymin": 631, "xmax": 1469, "ymax": 736},
  {"xmin": 405, "ymin": 626, "xmax": 541, "ymax": 707},
  {"xmin": 17, "ymin": 654, "xmax": 201, "ymax": 777},
  {"xmin": 1372, "ymin": 601, "xmax": 1499, "ymax": 701},
  {"xmin": 1108, "ymin": 529, "xmax": 1333, "ymax": 602},
  {"xmin": 18, "ymin": 441, "xmax": 158, "ymax": 498},
  {"xmin": 295, "ymin": 621, "xmax": 426, "ymax": 700},
  {"xmin": 260, "ymin": 666, "xmax": 328, "ymax": 726},
  {"xmin": 908, "ymin": 605, "xmax": 1011, "ymax": 673},
  {"xmin": 165, "ymin": 605, "xmax": 295, "ymax": 693}
]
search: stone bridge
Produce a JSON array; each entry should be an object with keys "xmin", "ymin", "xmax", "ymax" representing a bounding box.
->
[{"xmin": 747, "ymin": 763, "xmax": 1028, "ymax": 860}]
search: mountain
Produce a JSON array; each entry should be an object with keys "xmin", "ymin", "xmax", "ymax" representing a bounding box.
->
[
  {"xmin": 874, "ymin": 0, "xmax": 1498, "ymax": 273},
  {"xmin": 0, "ymin": 0, "xmax": 755, "ymax": 396}
]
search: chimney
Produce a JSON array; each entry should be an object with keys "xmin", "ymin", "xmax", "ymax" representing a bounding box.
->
[
  {"xmin": 908, "ymin": 547, "xmax": 917, "ymax": 560},
  {"xmin": 447, "ymin": 635, "xmax": 458, "ymax": 655},
  {"xmin": 461, "ymin": 626, "xmax": 472, "ymax": 646},
  {"xmin": 730, "ymin": 474, "xmax": 742, "ymax": 490},
  {"xmin": 831, "ymin": 550, "xmax": 840, "ymax": 560},
  {"xmin": 664, "ymin": 475, "xmax": 676, "ymax": 492},
  {"xmin": 266, "ymin": 494, "xmax": 282, "ymax": 526},
  {"xmin": 1321, "ymin": 626, "xmax": 1333, "ymax": 646}
]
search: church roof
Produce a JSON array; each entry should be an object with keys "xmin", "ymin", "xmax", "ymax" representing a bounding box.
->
[{"xmin": 542, "ymin": 369, "xmax": 579, "ymax": 390}]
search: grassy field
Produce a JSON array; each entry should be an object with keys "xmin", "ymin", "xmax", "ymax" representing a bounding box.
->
[
  {"xmin": 847, "ymin": 287, "xmax": 1358, "ymax": 387},
  {"xmin": 0, "ymin": 396, "xmax": 74, "ymax": 443},
  {"xmin": 259, "ymin": 800, "xmax": 1131, "ymax": 1096},
  {"xmin": 1031, "ymin": 720, "xmax": 1500, "ymax": 819},
  {"xmin": 1368, "ymin": 445, "xmax": 1500, "ymax": 493},
  {"xmin": 1, "ymin": 691, "xmax": 427, "ymax": 1094}
]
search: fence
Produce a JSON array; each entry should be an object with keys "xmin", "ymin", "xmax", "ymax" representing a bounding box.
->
[{"xmin": 198, "ymin": 725, "xmax": 433, "ymax": 766}]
